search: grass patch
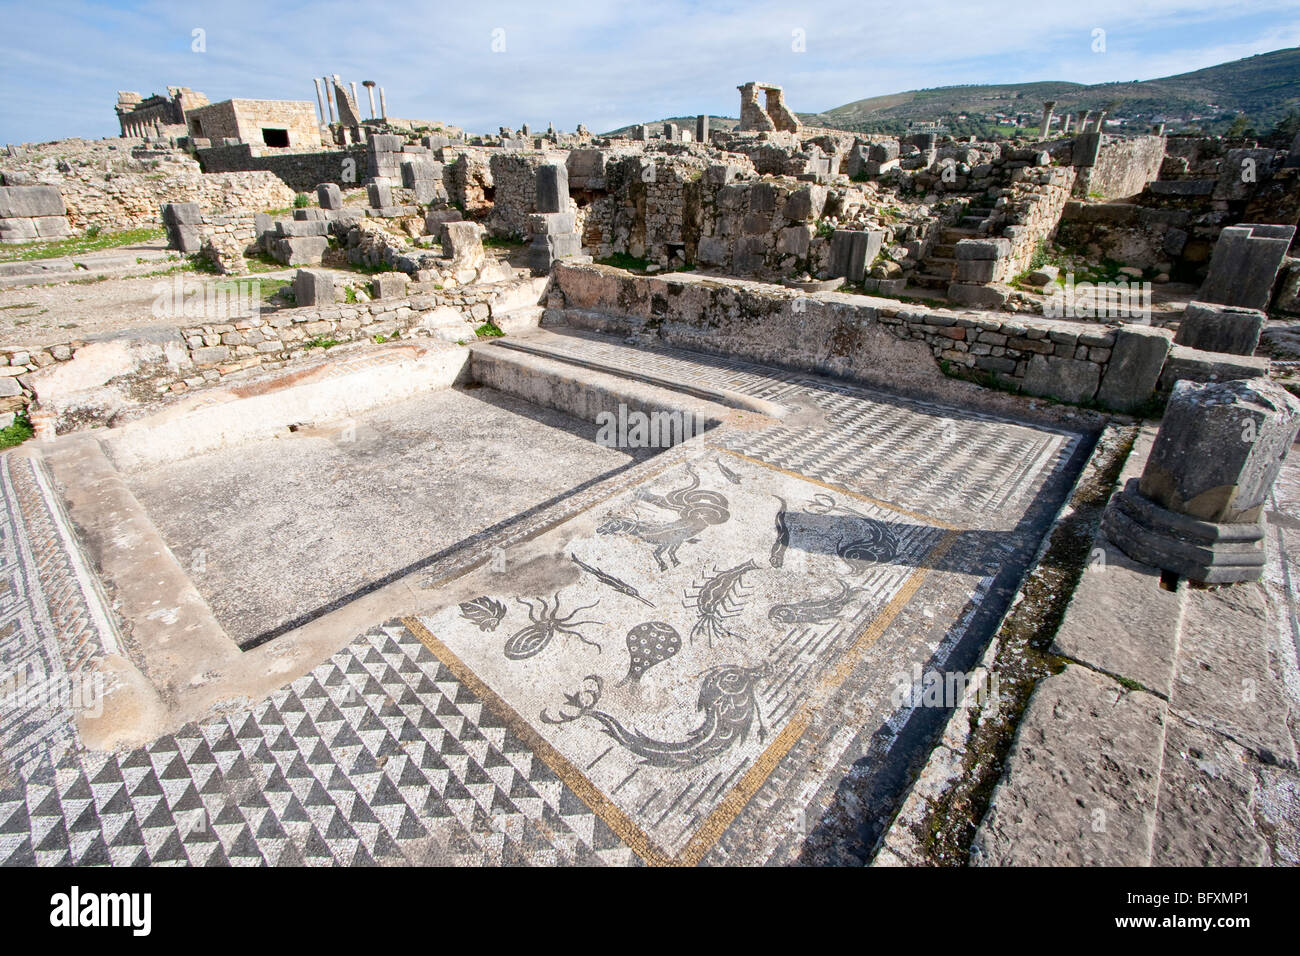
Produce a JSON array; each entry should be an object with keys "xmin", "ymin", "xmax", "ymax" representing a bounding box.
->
[
  {"xmin": 595, "ymin": 252, "xmax": 652, "ymax": 272},
  {"xmin": 0, "ymin": 225, "xmax": 166, "ymax": 263},
  {"xmin": 0, "ymin": 411, "xmax": 34, "ymax": 450},
  {"xmin": 475, "ymin": 322, "xmax": 505, "ymax": 338},
  {"xmin": 482, "ymin": 235, "xmax": 526, "ymax": 249}
]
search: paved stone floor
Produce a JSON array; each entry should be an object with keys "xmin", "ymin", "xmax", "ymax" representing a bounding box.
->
[
  {"xmin": 0, "ymin": 332, "xmax": 1091, "ymax": 865},
  {"xmin": 124, "ymin": 385, "xmax": 652, "ymax": 647}
]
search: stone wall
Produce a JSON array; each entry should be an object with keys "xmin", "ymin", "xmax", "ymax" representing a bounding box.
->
[
  {"xmin": 1076, "ymin": 135, "xmax": 1166, "ymax": 200},
  {"xmin": 196, "ymin": 143, "xmax": 367, "ymax": 194},
  {"xmin": 186, "ymin": 99, "xmax": 322, "ymax": 149},
  {"xmin": 1000, "ymin": 164, "xmax": 1078, "ymax": 277},
  {"xmin": 18, "ymin": 274, "xmax": 547, "ymax": 434},
  {"xmin": 486, "ymin": 151, "xmax": 566, "ymax": 238},
  {"xmin": 550, "ymin": 262, "xmax": 1255, "ymax": 413},
  {"xmin": 0, "ymin": 140, "xmax": 296, "ymax": 231}
]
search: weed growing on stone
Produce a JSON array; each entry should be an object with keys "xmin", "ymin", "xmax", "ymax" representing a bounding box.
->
[
  {"xmin": 0, "ymin": 412, "xmax": 34, "ymax": 449},
  {"xmin": 304, "ymin": 336, "xmax": 342, "ymax": 349},
  {"xmin": 475, "ymin": 322, "xmax": 505, "ymax": 338}
]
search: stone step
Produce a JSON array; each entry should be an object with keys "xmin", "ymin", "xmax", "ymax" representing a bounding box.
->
[
  {"xmin": 482, "ymin": 331, "xmax": 785, "ymax": 419},
  {"xmin": 908, "ymin": 272, "xmax": 951, "ymax": 289}
]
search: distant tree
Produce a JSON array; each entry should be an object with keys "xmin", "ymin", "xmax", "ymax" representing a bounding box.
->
[{"xmin": 1264, "ymin": 109, "xmax": 1300, "ymax": 147}]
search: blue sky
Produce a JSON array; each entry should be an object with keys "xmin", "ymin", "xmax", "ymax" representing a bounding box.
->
[{"xmin": 1, "ymin": 0, "xmax": 1298, "ymax": 144}]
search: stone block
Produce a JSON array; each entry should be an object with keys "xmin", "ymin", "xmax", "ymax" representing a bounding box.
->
[
  {"xmin": 696, "ymin": 236, "xmax": 728, "ymax": 267},
  {"xmin": 536, "ymin": 164, "xmax": 569, "ymax": 214},
  {"xmin": 783, "ymin": 185, "xmax": 826, "ymax": 222},
  {"xmin": 1020, "ymin": 353, "xmax": 1100, "ymax": 404},
  {"xmin": 293, "ymin": 269, "xmax": 334, "ymax": 307},
  {"xmin": 271, "ymin": 236, "xmax": 328, "ymax": 266},
  {"xmin": 956, "ymin": 258, "xmax": 997, "ymax": 283},
  {"xmin": 954, "ymin": 237, "xmax": 1011, "ymax": 260},
  {"xmin": 971, "ymin": 665, "xmax": 1166, "ymax": 866},
  {"xmin": 317, "ymin": 183, "xmax": 343, "ymax": 210},
  {"xmin": 276, "ymin": 220, "xmax": 331, "ymax": 238},
  {"xmin": 1095, "ymin": 325, "xmax": 1172, "ymax": 413},
  {"xmin": 1173, "ymin": 301, "xmax": 1265, "ymax": 356},
  {"xmin": 946, "ymin": 283, "xmax": 1008, "ymax": 308},
  {"xmin": 371, "ymin": 272, "xmax": 409, "ymax": 299},
  {"xmin": 527, "ymin": 212, "xmax": 576, "ymax": 236},
  {"xmin": 441, "ymin": 221, "xmax": 485, "ymax": 265},
  {"xmin": 1157, "ymin": 344, "xmax": 1268, "ymax": 392},
  {"xmin": 425, "ymin": 208, "xmax": 463, "ymax": 233},
  {"xmin": 169, "ymin": 224, "xmax": 203, "ymax": 253},
  {"xmin": 160, "ymin": 202, "xmax": 202, "ymax": 225},
  {"xmin": 32, "ymin": 216, "xmax": 70, "ymax": 238},
  {"xmin": 366, "ymin": 180, "xmax": 393, "ymax": 209},
  {"xmin": 0, "ymin": 217, "xmax": 37, "ymax": 243},
  {"xmin": 529, "ymin": 232, "xmax": 582, "ymax": 275},
  {"xmin": 1199, "ymin": 223, "xmax": 1296, "ymax": 312},
  {"xmin": 0, "ymin": 185, "xmax": 65, "ymax": 218},
  {"xmin": 705, "ymin": 164, "xmax": 737, "ymax": 186}
]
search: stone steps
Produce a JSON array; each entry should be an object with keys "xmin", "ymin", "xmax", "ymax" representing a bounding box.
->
[{"xmin": 907, "ymin": 272, "xmax": 951, "ymax": 290}]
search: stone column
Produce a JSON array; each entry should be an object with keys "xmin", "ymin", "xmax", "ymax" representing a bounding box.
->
[
  {"xmin": 1102, "ymin": 378, "xmax": 1300, "ymax": 583},
  {"xmin": 1040, "ymin": 101, "xmax": 1056, "ymax": 140},
  {"xmin": 696, "ymin": 114, "xmax": 709, "ymax": 143},
  {"xmin": 350, "ymin": 82, "xmax": 359, "ymax": 113},
  {"xmin": 323, "ymin": 77, "xmax": 336, "ymax": 123},
  {"xmin": 379, "ymin": 88, "xmax": 387, "ymax": 121},
  {"xmin": 364, "ymin": 81, "xmax": 377, "ymax": 119},
  {"xmin": 313, "ymin": 78, "xmax": 327, "ymax": 125}
]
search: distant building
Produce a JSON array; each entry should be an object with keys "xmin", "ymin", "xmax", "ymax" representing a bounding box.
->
[
  {"xmin": 184, "ymin": 99, "xmax": 322, "ymax": 149},
  {"xmin": 115, "ymin": 87, "xmax": 209, "ymax": 137}
]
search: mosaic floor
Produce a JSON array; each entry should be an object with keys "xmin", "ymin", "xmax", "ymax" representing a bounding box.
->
[{"xmin": 0, "ymin": 333, "xmax": 1090, "ymax": 865}]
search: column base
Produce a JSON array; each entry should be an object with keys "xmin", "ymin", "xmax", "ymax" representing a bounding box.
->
[{"xmin": 1101, "ymin": 478, "xmax": 1266, "ymax": 584}]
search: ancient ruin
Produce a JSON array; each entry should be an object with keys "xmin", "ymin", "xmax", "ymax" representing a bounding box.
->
[{"xmin": 1, "ymin": 22, "xmax": 1299, "ymax": 884}]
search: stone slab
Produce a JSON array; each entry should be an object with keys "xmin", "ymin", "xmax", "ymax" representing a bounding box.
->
[
  {"xmin": 971, "ymin": 664, "xmax": 1167, "ymax": 866},
  {"xmin": 1170, "ymin": 582, "xmax": 1298, "ymax": 767},
  {"xmin": 1020, "ymin": 353, "xmax": 1100, "ymax": 405},
  {"xmin": 1095, "ymin": 325, "xmax": 1172, "ymax": 413}
]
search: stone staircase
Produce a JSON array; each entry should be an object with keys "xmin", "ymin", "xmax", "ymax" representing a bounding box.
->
[{"xmin": 908, "ymin": 202, "xmax": 997, "ymax": 292}]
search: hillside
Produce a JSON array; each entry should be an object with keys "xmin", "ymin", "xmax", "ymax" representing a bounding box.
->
[
  {"xmin": 799, "ymin": 47, "xmax": 1300, "ymax": 136},
  {"xmin": 602, "ymin": 115, "xmax": 739, "ymax": 138}
]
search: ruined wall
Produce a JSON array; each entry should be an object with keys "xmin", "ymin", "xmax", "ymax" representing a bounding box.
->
[
  {"xmin": 1000, "ymin": 164, "xmax": 1078, "ymax": 277},
  {"xmin": 196, "ymin": 143, "xmax": 368, "ymax": 193},
  {"xmin": 187, "ymin": 99, "xmax": 322, "ymax": 149},
  {"xmin": 1076, "ymin": 135, "xmax": 1165, "ymax": 200},
  {"xmin": 552, "ymin": 262, "xmax": 1158, "ymax": 410},
  {"xmin": 486, "ymin": 152, "xmax": 566, "ymax": 237},
  {"xmin": 1056, "ymin": 202, "xmax": 1191, "ymax": 274},
  {"xmin": 0, "ymin": 139, "xmax": 296, "ymax": 230}
]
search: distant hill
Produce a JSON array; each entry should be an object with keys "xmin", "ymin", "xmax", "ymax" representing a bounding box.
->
[
  {"xmin": 601, "ymin": 116, "xmax": 739, "ymax": 138},
  {"xmin": 605, "ymin": 48, "xmax": 1300, "ymax": 141},
  {"xmin": 799, "ymin": 47, "xmax": 1300, "ymax": 137}
]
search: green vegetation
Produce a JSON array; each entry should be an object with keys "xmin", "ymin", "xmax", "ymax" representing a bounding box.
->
[
  {"xmin": 482, "ymin": 235, "xmax": 526, "ymax": 249},
  {"xmin": 304, "ymin": 336, "xmax": 342, "ymax": 349},
  {"xmin": 0, "ymin": 411, "xmax": 34, "ymax": 450},
  {"xmin": 595, "ymin": 252, "xmax": 652, "ymax": 271},
  {"xmin": 474, "ymin": 322, "xmax": 505, "ymax": 338},
  {"xmin": 0, "ymin": 225, "xmax": 166, "ymax": 263},
  {"xmin": 794, "ymin": 47, "xmax": 1300, "ymax": 138},
  {"xmin": 293, "ymin": 193, "xmax": 311, "ymax": 208}
]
